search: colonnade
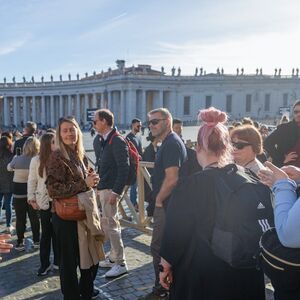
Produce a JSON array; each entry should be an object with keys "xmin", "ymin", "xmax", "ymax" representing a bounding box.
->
[{"xmin": 0, "ymin": 89, "xmax": 174, "ymax": 128}]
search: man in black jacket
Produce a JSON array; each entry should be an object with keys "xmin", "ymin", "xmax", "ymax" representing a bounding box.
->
[
  {"xmin": 93, "ymin": 109, "xmax": 130, "ymax": 278},
  {"xmin": 265, "ymin": 100, "xmax": 300, "ymax": 167},
  {"xmin": 13, "ymin": 121, "xmax": 36, "ymax": 155}
]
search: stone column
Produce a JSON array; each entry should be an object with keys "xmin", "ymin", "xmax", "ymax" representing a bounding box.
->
[
  {"xmin": 141, "ymin": 90, "xmax": 147, "ymax": 122},
  {"xmin": 83, "ymin": 94, "xmax": 87, "ymax": 125},
  {"xmin": 68, "ymin": 95, "xmax": 72, "ymax": 115},
  {"xmin": 107, "ymin": 91, "xmax": 112, "ymax": 111},
  {"xmin": 41, "ymin": 95, "xmax": 46, "ymax": 125},
  {"xmin": 92, "ymin": 93, "xmax": 97, "ymax": 108},
  {"xmin": 127, "ymin": 88, "xmax": 136, "ymax": 122},
  {"xmin": 32, "ymin": 96, "xmax": 36, "ymax": 122},
  {"xmin": 59, "ymin": 95, "xmax": 63, "ymax": 118},
  {"xmin": 158, "ymin": 90, "xmax": 163, "ymax": 107},
  {"xmin": 50, "ymin": 95, "xmax": 55, "ymax": 127},
  {"xmin": 23, "ymin": 96, "xmax": 27, "ymax": 123},
  {"xmin": 120, "ymin": 90, "xmax": 126, "ymax": 125},
  {"xmin": 14, "ymin": 96, "xmax": 18, "ymax": 126},
  {"xmin": 3, "ymin": 96, "xmax": 9, "ymax": 126},
  {"xmin": 76, "ymin": 94, "xmax": 81, "ymax": 123}
]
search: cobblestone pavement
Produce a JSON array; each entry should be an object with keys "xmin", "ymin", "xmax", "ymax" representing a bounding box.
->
[{"xmin": 0, "ymin": 215, "xmax": 274, "ymax": 300}]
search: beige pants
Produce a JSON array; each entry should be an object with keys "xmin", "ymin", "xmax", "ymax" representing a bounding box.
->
[{"xmin": 99, "ymin": 189, "xmax": 125, "ymax": 265}]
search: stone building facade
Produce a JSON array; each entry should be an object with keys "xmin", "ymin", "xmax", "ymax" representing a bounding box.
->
[{"xmin": 0, "ymin": 61, "xmax": 299, "ymax": 128}]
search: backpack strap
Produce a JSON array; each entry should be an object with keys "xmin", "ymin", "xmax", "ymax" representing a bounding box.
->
[{"xmin": 108, "ymin": 131, "xmax": 120, "ymax": 145}]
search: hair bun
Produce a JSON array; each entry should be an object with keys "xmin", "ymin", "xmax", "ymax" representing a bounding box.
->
[{"xmin": 198, "ymin": 107, "xmax": 227, "ymax": 124}]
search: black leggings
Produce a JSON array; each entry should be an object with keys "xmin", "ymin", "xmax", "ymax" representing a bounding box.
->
[{"xmin": 13, "ymin": 197, "xmax": 40, "ymax": 243}]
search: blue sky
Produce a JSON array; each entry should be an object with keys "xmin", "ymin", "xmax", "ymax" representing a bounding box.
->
[{"xmin": 1, "ymin": 0, "xmax": 300, "ymax": 81}]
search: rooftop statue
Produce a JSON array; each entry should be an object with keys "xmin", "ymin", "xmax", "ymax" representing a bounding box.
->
[
  {"xmin": 50, "ymin": 75, "xmax": 53, "ymax": 82},
  {"xmin": 3, "ymin": 77, "xmax": 6, "ymax": 84},
  {"xmin": 221, "ymin": 68, "xmax": 224, "ymax": 75},
  {"xmin": 60, "ymin": 74, "xmax": 62, "ymax": 81},
  {"xmin": 68, "ymin": 73, "xmax": 71, "ymax": 80},
  {"xmin": 241, "ymin": 68, "xmax": 244, "ymax": 75},
  {"xmin": 195, "ymin": 67, "xmax": 198, "ymax": 76},
  {"xmin": 31, "ymin": 76, "xmax": 34, "ymax": 83},
  {"xmin": 171, "ymin": 66, "xmax": 175, "ymax": 76},
  {"xmin": 41, "ymin": 76, "xmax": 44, "ymax": 83},
  {"xmin": 77, "ymin": 73, "xmax": 79, "ymax": 80},
  {"xmin": 23, "ymin": 76, "xmax": 26, "ymax": 83},
  {"xmin": 177, "ymin": 67, "xmax": 181, "ymax": 76},
  {"xmin": 236, "ymin": 68, "xmax": 239, "ymax": 76},
  {"xmin": 12, "ymin": 76, "xmax": 15, "ymax": 83}
]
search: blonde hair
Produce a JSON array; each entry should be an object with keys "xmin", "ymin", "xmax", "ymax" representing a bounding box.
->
[
  {"xmin": 56, "ymin": 117, "xmax": 85, "ymax": 161},
  {"xmin": 23, "ymin": 137, "xmax": 40, "ymax": 157}
]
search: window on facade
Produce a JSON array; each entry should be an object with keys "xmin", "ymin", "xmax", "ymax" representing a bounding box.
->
[
  {"xmin": 246, "ymin": 94, "xmax": 252, "ymax": 112},
  {"xmin": 226, "ymin": 95, "xmax": 232, "ymax": 113},
  {"xmin": 283, "ymin": 93, "xmax": 288, "ymax": 107},
  {"xmin": 264, "ymin": 94, "xmax": 271, "ymax": 111},
  {"xmin": 205, "ymin": 95, "xmax": 212, "ymax": 108},
  {"xmin": 183, "ymin": 96, "xmax": 190, "ymax": 115}
]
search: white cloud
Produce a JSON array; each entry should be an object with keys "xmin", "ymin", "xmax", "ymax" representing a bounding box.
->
[{"xmin": 0, "ymin": 38, "xmax": 29, "ymax": 56}]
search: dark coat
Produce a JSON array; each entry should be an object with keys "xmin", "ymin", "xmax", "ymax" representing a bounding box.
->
[
  {"xmin": 0, "ymin": 153, "xmax": 14, "ymax": 193},
  {"xmin": 46, "ymin": 150, "xmax": 88, "ymax": 199},
  {"xmin": 264, "ymin": 120, "xmax": 299, "ymax": 167},
  {"xmin": 13, "ymin": 135, "xmax": 33, "ymax": 155},
  {"xmin": 97, "ymin": 128, "xmax": 130, "ymax": 195},
  {"xmin": 160, "ymin": 170, "xmax": 265, "ymax": 300}
]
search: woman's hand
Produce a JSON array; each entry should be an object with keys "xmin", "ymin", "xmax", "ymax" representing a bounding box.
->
[
  {"xmin": 283, "ymin": 152, "xmax": 298, "ymax": 164},
  {"xmin": 281, "ymin": 165, "xmax": 300, "ymax": 181},
  {"xmin": 28, "ymin": 199, "xmax": 40, "ymax": 210},
  {"xmin": 85, "ymin": 173, "xmax": 100, "ymax": 188},
  {"xmin": 258, "ymin": 161, "xmax": 288, "ymax": 187},
  {"xmin": 0, "ymin": 234, "xmax": 13, "ymax": 262},
  {"xmin": 159, "ymin": 258, "xmax": 173, "ymax": 290}
]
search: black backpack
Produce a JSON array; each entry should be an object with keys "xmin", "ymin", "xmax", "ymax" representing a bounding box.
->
[
  {"xmin": 109, "ymin": 131, "xmax": 140, "ymax": 186},
  {"xmin": 205, "ymin": 164, "xmax": 274, "ymax": 268}
]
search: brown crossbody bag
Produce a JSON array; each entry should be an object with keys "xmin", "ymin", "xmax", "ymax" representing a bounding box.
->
[{"xmin": 54, "ymin": 160, "xmax": 87, "ymax": 221}]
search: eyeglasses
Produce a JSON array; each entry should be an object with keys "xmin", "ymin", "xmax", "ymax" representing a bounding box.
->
[
  {"xmin": 232, "ymin": 142, "xmax": 252, "ymax": 150},
  {"xmin": 148, "ymin": 118, "xmax": 166, "ymax": 126}
]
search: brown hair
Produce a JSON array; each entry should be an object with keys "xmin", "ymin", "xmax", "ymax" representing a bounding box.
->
[
  {"xmin": 230, "ymin": 125, "xmax": 263, "ymax": 155},
  {"xmin": 96, "ymin": 109, "xmax": 114, "ymax": 127},
  {"xmin": 0, "ymin": 136, "xmax": 13, "ymax": 158},
  {"xmin": 38, "ymin": 132, "xmax": 55, "ymax": 177}
]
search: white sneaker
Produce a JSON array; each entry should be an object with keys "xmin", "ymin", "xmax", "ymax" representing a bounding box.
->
[
  {"xmin": 99, "ymin": 257, "xmax": 115, "ymax": 268},
  {"xmin": 105, "ymin": 264, "xmax": 128, "ymax": 278},
  {"xmin": 5, "ymin": 226, "xmax": 14, "ymax": 234}
]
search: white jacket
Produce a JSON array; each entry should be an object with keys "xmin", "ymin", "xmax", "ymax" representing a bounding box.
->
[{"xmin": 27, "ymin": 155, "xmax": 52, "ymax": 210}]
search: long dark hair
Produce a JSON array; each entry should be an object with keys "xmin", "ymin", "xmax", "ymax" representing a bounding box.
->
[
  {"xmin": 38, "ymin": 132, "xmax": 55, "ymax": 177},
  {"xmin": 0, "ymin": 136, "xmax": 12, "ymax": 158}
]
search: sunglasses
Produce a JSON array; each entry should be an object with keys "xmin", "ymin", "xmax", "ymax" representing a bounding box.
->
[
  {"xmin": 148, "ymin": 118, "xmax": 166, "ymax": 126},
  {"xmin": 232, "ymin": 142, "xmax": 252, "ymax": 150}
]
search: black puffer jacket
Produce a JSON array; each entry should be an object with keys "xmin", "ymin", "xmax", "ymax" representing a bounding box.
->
[
  {"xmin": 97, "ymin": 128, "xmax": 130, "ymax": 195},
  {"xmin": 264, "ymin": 120, "xmax": 299, "ymax": 167}
]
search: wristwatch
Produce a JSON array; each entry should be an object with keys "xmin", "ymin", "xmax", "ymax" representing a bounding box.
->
[{"xmin": 158, "ymin": 263, "xmax": 164, "ymax": 272}]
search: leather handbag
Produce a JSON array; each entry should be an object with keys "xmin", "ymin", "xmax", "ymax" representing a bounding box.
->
[{"xmin": 54, "ymin": 196, "xmax": 86, "ymax": 221}]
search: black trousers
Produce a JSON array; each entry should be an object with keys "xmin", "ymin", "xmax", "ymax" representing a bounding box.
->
[
  {"xmin": 13, "ymin": 197, "xmax": 40, "ymax": 243},
  {"xmin": 40, "ymin": 205, "xmax": 59, "ymax": 268},
  {"xmin": 52, "ymin": 213, "xmax": 98, "ymax": 300}
]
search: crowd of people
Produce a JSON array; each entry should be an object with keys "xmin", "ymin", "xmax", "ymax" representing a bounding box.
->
[{"xmin": 1, "ymin": 101, "xmax": 300, "ymax": 300}]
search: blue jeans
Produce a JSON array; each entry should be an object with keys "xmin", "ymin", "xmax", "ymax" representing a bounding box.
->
[
  {"xmin": 0, "ymin": 193, "xmax": 12, "ymax": 227},
  {"xmin": 130, "ymin": 182, "xmax": 137, "ymax": 206}
]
